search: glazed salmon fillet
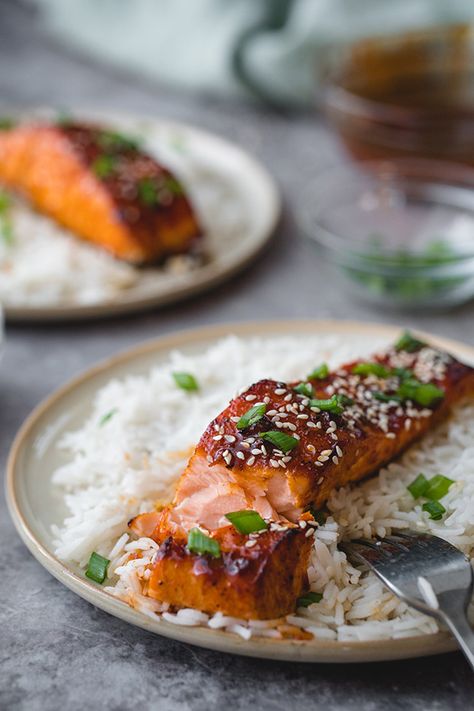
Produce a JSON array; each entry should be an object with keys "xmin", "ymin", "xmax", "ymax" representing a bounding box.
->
[
  {"xmin": 0, "ymin": 121, "xmax": 201, "ymax": 263},
  {"xmin": 130, "ymin": 333, "xmax": 474, "ymax": 619}
]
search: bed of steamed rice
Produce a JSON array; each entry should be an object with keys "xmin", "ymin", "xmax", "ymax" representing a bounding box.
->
[{"xmin": 51, "ymin": 333, "xmax": 474, "ymax": 643}]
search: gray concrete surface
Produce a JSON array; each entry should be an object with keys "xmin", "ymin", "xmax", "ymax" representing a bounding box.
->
[{"xmin": 1, "ymin": 2, "xmax": 473, "ymax": 709}]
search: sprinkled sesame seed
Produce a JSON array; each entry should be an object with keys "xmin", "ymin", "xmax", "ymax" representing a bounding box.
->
[
  {"xmin": 282, "ymin": 456, "xmax": 292, "ymax": 463},
  {"xmin": 284, "ymin": 393, "xmax": 293, "ymax": 402},
  {"xmin": 261, "ymin": 445, "xmax": 267, "ymax": 454},
  {"xmin": 279, "ymin": 460, "xmax": 287, "ymax": 468},
  {"xmin": 245, "ymin": 394, "xmax": 257, "ymax": 401},
  {"xmin": 316, "ymin": 422, "xmax": 322, "ymax": 429},
  {"xmin": 251, "ymin": 448, "xmax": 261, "ymax": 455},
  {"xmin": 299, "ymin": 520, "xmax": 307, "ymax": 529},
  {"xmin": 245, "ymin": 539, "xmax": 257, "ymax": 548},
  {"xmin": 263, "ymin": 396, "xmax": 270, "ymax": 404},
  {"xmin": 315, "ymin": 461, "xmax": 324, "ymax": 467},
  {"xmin": 247, "ymin": 456, "xmax": 255, "ymax": 466},
  {"xmin": 236, "ymin": 451, "xmax": 245, "ymax": 460},
  {"xmin": 307, "ymin": 421, "xmax": 317, "ymax": 428},
  {"xmin": 386, "ymin": 432, "xmax": 396, "ymax": 439},
  {"xmin": 332, "ymin": 456, "xmax": 339, "ymax": 465},
  {"xmin": 206, "ymin": 455, "xmax": 213, "ymax": 463},
  {"xmin": 321, "ymin": 449, "xmax": 332, "ymax": 456},
  {"xmin": 329, "ymin": 421, "xmax": 337, "ymax": 429},
  {"xmin": 267, "ymin": 410, "xmax": 278, "ymax": 416},
  {"xmin": 317, "ymin": 476, "xmax": 324, "ymax": 484},
  {"xmin": 213, "ymin": 435, "xmax": 222, "ymax": 441},
  {"xmin": 274, "ymin": 388, "xmax": 286, "ymax": 395},
  {"xmin": 305, "ymin": 528, "xmax": 315, "ymax": 538},
  {"xmin": 241, "ymin": 441, "xmax": 251, "ymax": 449},
  {"xmin": 230, "ymin": 416, "xmax": 240, "ymax": 423},
  {"xmin": 297, "ymin": 414, "xmax": 309, "ymax": 420},
  {"xmin": 223, "ymin": 452, "xmax": 232, "ymax": 465},
  {"xmin": 318, "ymin": 455, "xmax": 329, "ymax": 462},
  {"xmin": 293, "ymin": 434, "xmax": 300, "ymax": 440},
  {"xmin": 225, "ymin": 434, "xmax": 236, "ymax": 443},
  {"xmin": 405, "ymin": 419, "xmax": 412, "ymax": 430},
  {"xmin": 336, "ymin": 446, "xmax": 343, "ymax": 457},
  {"xmin": 270, "ymin": 459, "xmax": 279, "ymax": 468},
  {"xmin": 307, "ymin": 444, "xmax": 316, "ymax": 454}
]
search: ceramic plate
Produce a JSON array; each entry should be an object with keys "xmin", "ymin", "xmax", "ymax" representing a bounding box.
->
[
  {"xmin": 7, "ymin": 320, "xmax": 473, "ymax": 662},
  {"xmin": 2, "ymin": 109, "xmax": 280, "ymax": 322}
]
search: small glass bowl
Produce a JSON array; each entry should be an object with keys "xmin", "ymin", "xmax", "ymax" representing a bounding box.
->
[{"xmin": 299, "ymin": 159, "xmax": 474, "ymax": 310}]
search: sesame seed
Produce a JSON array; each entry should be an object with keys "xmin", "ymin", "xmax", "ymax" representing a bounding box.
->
[
  {"xmin": 284, "ymin": 393, "xmax": 293, "ymax": 402},
  {"xmin": 318, "ymin": 455, "xmax": 329, "ymax": 462},
  {"xmin": 263, "ymin": 396, "xmax": 270, "ymax": 404},
  {"xmin": 336, "ymin": 446, "xmax": 343, "ymax": 457},
  {"xmin": 386, "ymin": 432, "xmax": 396, "ymax": 439},
  {"xmin": 297, "ymin": 414, "xmax": 309, "ymax": 420},
  {"xmin": 236, "ymin": 451, "xmax": 245, "ymax": 460},
  {"xmin": 206, "ymin": 455, "xmax": 213, "ymax": 463},
  {"xmin": 321, "ymin": 449, "xmax": 332, "ymax": 456},
  {"xmin": 315, "ymin": 461, "xmax": 324, "ymax": 467},
  {"xmin": 307, "ymin": 444, "xmax": 316, "ymax": 454},
  {"xmin": 329, "ymin": 421, "xmax": 337, "ymax": 429},
  {"xmin": 251, "ymin": 448, "xmax": 261, "ymax": 455},
  {"xmin": 332, "ymin": 456, "xmax": 339, "ymax": 465},
  {"xmin": 279, "ymin": 460, "xmax": 287, "ymax": 468},
  {"xmin": 245, "ymin": 539, "xmax": 257, "ymax": 548},
  {"xmin": 270, "ymin": 459, "xmax": 279, "ymax": 468},
  {"xmin": 293, "ymin": 434, "xmax": 300, "ymax": 440},
  {"xmin": 305, "ymin": 528, "xmax": 315, "ymax": 538},
  {"xmin": 241, "ymin": 441, "xmax": 251, "ymax": 449},
  {"xmin": 267, "ymin": 410, "xmax": 278, "ymax": 416},
  {"xmin": 282, "ymin": 456, "xmax": 292, "ymax": 463},
  {"xmin": 405, "ymin": 419, "xmax": 412, "ymax": 430},
  {"xmin": 225, "ymin": 435, "xmax": 236, "ymax": 443},
  {"xmin": 286, "ymin": 423, "xmax": 297, "ymax": 431},
  {"xmin": 316, "ymin": 422, "xmax": 322, "ymax": 429},
  {"xmin": 223, "ymin": 452, "xmax": 232, "ymax": 465},
  {"xmin": 261, "ymin": 445, "xmax": 267, "ymax": 455},
  {"xmin": 307, "ymin": 421, "xmax": 317, "ymax": 428},
  {"xmin": 247, "ymin": 456, "xmax": 255, "ymax": 466},
  {"xmin": 245, "ymin": 394, "xmax": 257, "ymax": 401},
  {"xmin": 299, "ymin": 520, "xmax": 307, "ymax": 529},
  {"xmin": 274, "ymin": 388, "xmax": 286, "ymax": 395},
  {"xmin": 213, "ymin": 435, "xmax": 222, "ymax": 441},
  {"xmin": 230, "ymin": 416, "xmax": 240, "ymax": 423},
  {"xmin": 317, "ymin": 476, "xmax": 324, "ymax": 484}
]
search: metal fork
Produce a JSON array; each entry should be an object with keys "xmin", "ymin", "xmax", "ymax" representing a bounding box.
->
[{"xmin": 341, "ymin": 531, "xmax": 474, "ymax": 669}]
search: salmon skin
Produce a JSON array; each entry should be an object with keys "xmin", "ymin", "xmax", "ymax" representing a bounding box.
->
[
  {"xmin": 0, "ymin": 121, "xmax": 202, "ymax": 264},
  {"xmin": 130, "ymin": 333, "xmax": 474, "ymax": 619}
]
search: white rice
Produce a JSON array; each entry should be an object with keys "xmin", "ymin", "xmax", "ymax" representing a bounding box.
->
[
  {"xmin": 0, "ymin": 128, "xmax": 247, "ymax": 307},
  {"xmin": 51, "ymin": 334, "xmax": 474, "ymax": 643}
]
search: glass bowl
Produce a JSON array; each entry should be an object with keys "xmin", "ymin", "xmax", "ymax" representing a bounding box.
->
[
  {"xmin": 323, "ymin": 25, "xmax": 474, "ymax": 165},
  {"xmin": 299, "ymin": 159, "xmax": 474, "ymax": 310}
]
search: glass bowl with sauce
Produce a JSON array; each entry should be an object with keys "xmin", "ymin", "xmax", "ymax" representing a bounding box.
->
[
  {"xmin": 300, "ymin": 159, "xmax": 474, "ymax": 310},
  {"xmin": 323, "ymin": 24, "xmax": 474, "ymax": 165}
]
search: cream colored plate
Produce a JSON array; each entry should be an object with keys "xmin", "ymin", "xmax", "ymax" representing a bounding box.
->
[
  {"xmin": 7, "ymin": 320, "xmax": 473, "ymax": 662},
  {"xmin": 4, "ymin": 109, "xmax": 280, "ymax": 322}
]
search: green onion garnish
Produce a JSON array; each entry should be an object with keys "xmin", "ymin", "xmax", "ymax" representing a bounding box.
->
[
  {"xmin": 236, "ymin": 403, "xmax": 266, "ymax": 430},
  {"xmin": 294, "ymin": 382, "xmax": 313, "ymax": 397},
  {"xmin": 0, "ymin": 190, "xmax": 14, "ymax": 246},
  {"xmin": 309, "ymin": 507, "xmax": 327, "ymax": 525},
  {"xmin": 98, "ymin": 130, "xmax": 141, "ymax": 152},
  {"xmin": 225, "ymin": 510, "xmax": 268, "ymax": 534},
  {"xmin": 187, "ymin": 528, "xmax": 221, "ymax": 558},
  {"xmin": 372, "ymin": 391, "xmax": 402, "ymax": 403},
  {"xmin": 308, "ymin": 363, "xmax": 329, "ymax": 380},
  {"xmin": 352, "ymin": 362, "xmax": 391, "ymax": 378},
  {"xmin": 99, "ymin": 408, "xmax": 118, "ymax": 426},
  {"xmin": 395, "ymin": 331, "xmax": 426, "ymax": 353},
  {"xmin": 424, "ymin": 474, "xmax": 454, "ymax": 501},
  {"xmin": 396, "ymin": 379, "xmax": 444, "ymax": 407},
  {"xmin": 163, "ymin": 176, "xmax": 184, "ymax": 195},
  {"xmin": 297, "ymin": 591, "xmax": 323, "ymax": 608},
  {"xmin": 173, "ymin": 372, "xmax": 199, "ymax": 391},
  {"xmin": 137, "ymin": 177, "xmax": 159, "ymax": 206},
  {"xmin": 92, "ymin": 154, "xmax": 117, "ymax": 179},
  {"xmin": 259, "ymin": 431, "xmax": 299, "ymax": 453},
  {"xmin": 407, "ymin": 473, "xmax": 429, "ymax": 499},
  {"xmin": 310, "ymin": 394, "xmax": 352, "ymax": 414},
  {"xmin": 0, "ymin": 117, "xmax": 15, "ymax": 130},
  {"xmin": 422, "ymin": 500, "xmax": 446, "ymax": 521},
  {"xmin": 85, "ymin": 552, "xmax": 110, "ymax": 583}
]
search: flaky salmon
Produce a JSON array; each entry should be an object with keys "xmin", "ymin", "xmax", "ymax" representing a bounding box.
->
[
  {"xmin": 130, "ymin": 332, "xmax": 474, "ymax": 619},
  {"xmin": 0, "ymin": 121, "xmax": 201, "ymax": 263}
]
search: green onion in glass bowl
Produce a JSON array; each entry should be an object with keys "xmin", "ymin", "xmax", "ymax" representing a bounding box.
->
[{"xmin": 299, "ymin": 159, "xmax": 474, "ymax": 310}]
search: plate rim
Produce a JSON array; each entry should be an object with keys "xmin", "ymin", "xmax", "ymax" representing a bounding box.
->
[
  {"xmin": 6, "ymin": 318, "xmax": 473, "ymax": 662},
  {"xmin": 3, "ymin": 110, "xmax": 281, "ymax": 322}
]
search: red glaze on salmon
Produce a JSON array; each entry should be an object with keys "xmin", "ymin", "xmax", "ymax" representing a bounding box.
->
[
  {"xmin": 130, "ymin": 335, "xmax": 474, "ymax": 619},
  {"xmin": 0, "ymin": 121, "xmax": 201, "ymax": 263}
]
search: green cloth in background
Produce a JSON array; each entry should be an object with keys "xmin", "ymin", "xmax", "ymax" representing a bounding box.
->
[{"xmin": 32, "ymin": 0, "xmax": 474, "ymax": 106}]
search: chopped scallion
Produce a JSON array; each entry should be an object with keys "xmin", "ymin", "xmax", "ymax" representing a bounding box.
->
[
  {"xmin": 187, "ymin": 528, "xmax": 221, "ymax": 558},
  {"xmin": 98, "ymin": 130, "xmax": 141, "ymax": 152},
  {"xmin": 407, "ymin": 473, "xmax": 429, "ymax": 499},
  {"xmin": 424, "ymin": 474, "xmax": 454, "ymax": 501},
  {"xmin": 308, "ymin": 363, "xmax": 329, "ymax": 380},
  {"xmin": 395, "ymin": 331, "xmax": 426, "ymax": 353},
  {"xmin": 99, "ymin": 408, "xmax": 118, "ymax": 426},
  {"xmin": 422, "ymin": 500, "xmax": 446, "ymax": 521},
  {"xmin": 92, "ymin": 154, "xmax": 117, "ymax": 179},
  {"xmin": 225, "ymin": 510, "xmax": 268, "ymax": 534},
  {"xmin": 396, "ymin": 379, "xmax": 444, "ymax": 407},
  {"xmin": 173, "ymin": 372, "xmax": 199, "ymax": 391},
  {"xmin": 236, "ymin": 403, "xmax": 266, "ymax": 430},
  {"xmin": 85, "ymin": 552, "xmax": 110, "ymax": 583},
  {"xmin": 297, "ymin": 591, "xmax": 323, "ymax": 607},
  {"xmin": 259, "ymin": 431, "xmax": 298, "ymax": 453},
  {"xmin": 352, "ymin": 362, "xmax": 391, "ymax": 378},
  {"xmin": 310, "ymin": 394, "xmax": 352, "ymax": 414},
  {"xmin": 294, "ymin": 382, "xmax": 313, "ymax": 397},
  {"xmin": 372, "ymin": 391, "xmax": 401, "ymax": 403},
  {"xmin": 137, "ymin": 177, "xmax": 158, "ymax": 206}
]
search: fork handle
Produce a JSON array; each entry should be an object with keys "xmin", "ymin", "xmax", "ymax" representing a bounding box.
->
[{"xmin": 437, "ymin": 591, "xmax": 474, "ymax": 671}]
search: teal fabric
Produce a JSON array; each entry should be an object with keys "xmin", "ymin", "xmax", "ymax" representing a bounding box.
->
[{"xmin": 33, "ymin": 0, "xmax": 474, "ymax": 106}]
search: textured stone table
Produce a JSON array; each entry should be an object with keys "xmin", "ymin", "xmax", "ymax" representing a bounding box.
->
[{"xmin": 1, "ymin": 2, "xmax": 474, "ymax": 709}]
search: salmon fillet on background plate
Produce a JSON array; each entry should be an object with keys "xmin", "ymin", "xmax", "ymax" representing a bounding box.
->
[
  {"xmin": 130, "ymin": 331, "xmax": 474, "ymax": 620},
  {"xmin": 0, "ymin": 120, "xmax": 202, "ymax": 264}
]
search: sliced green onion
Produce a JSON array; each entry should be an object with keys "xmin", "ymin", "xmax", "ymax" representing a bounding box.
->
[
  {"xmin": 98, "ymin": 130, "xmax": 141, "ymax": 152},
  {"xmin": 308, "ymin": 363, "xmax": 329, "ymax": 380},
  {"xmin": 225, "ymin": 510, "xmax": 268, "ymax": 534},
  {"xmin": 297, "ymin": 591, "xmax": 323, "ymax": 608},
  {"xmin": 424, "ymin": 474, "xmax": 454, "ymax": 501},
  {"xmin": 309, "ymin": 507, "xmax": 327, "ymax": 525},
  {"xmin": 407, "ymin": 473, "xmax": 429, "ymax": 499},
  {"xmin": 395, "ymin": 330, "xmax": 426, "ymax": 353},
  {"xmin": 422, "ymin": 500, "xmax": 446, "ymax": 521},
  {"xmin": 372, "ymin": 391, "xmax": 402, "ymax": 403},
  {"xmin": 137, "ymin": 177, "xmax": 158, "ymax": 206},
  {"xmin": 352, "ymin": 362, "xmax": 391, "ymax": 378},
  {"xmin": 187, "ymin": 528, "xmax": 221, "ymax": 558},
  {"xmin": 294, "ymin": 382, "xmax": 313, "ymax": 397},
  {"xmin": 0, "ymin": 190, "xmax": 14, "ymax": 245},
  {"xmin": 92, "ymin": 154, "xmax": 117, "ymax": 179},
  {"xmin": 236, "ymin": 403, "xmax": 266, "ymax": 430},
  {"xmin": 163, "ymin": 176, "xmax": 184, "ymax": 195},
  {"xmin": 310, "ymin": 394, "xmax": 352, "ymax": 414},
  {"xmin": 99, "ymin": 408, "xmax": 118, "ymax": 426},
  {"xmin": 393, "ymin": 367, "xmax": 414, "ymax": 381},
  {"xmin": 259, "ymin": 431, "xmax": 299, "ymax": 453},
  {"xmin": 396, "ymin": 379, "xmax": 444, "ymax": 407},
  {"xmin": 173, "ymin": 371, "xmax": 199, "ymax": 391},
  {"xmin": 85, "ymin": 552, "xmax": 110, "ymax": 583},
  {"xmin": 0, "ymin": 117, "xmax": 15, "ymax": 130}
]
